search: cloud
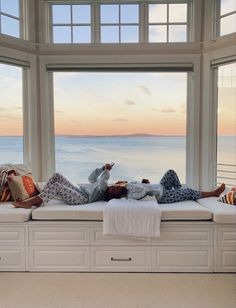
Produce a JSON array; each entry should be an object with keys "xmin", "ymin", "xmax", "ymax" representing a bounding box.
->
[
  {"xmin": 113, "ymin": 118, "xmax": 129, "ymax": 122},
  {"xmin": 160, "ymin": 108, "xmax": 176, "ymax": 113},
  {"xmin": 138, "ymin": 85, "xmax": 151, "ymax": 95},
  {"xmin": 125, "ymin": 99, "xmax": 135, "ymax": 106}
]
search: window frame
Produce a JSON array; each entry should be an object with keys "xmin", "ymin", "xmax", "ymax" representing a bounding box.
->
[
  {"xmin": 147, "ymin": 1, "xmax": 190, "ymax": 43},
  {"xmin": 0, "ymin": 0, "xmax": 24, "ymax": 39},
  {"xmin": 47, "ymin": 0, "xmax": 192, "ymax": 44},
  {"xmin": 215, "ymin": 0, "xmax": 236, "ymax": 37}
]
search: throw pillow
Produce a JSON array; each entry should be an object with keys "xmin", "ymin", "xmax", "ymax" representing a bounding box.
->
[
  {"xmin": 0, "ymin": 169, "xmax": 15, "ymax": 202},
  {"xmin": 7, "ymin": 174, "xmax": 38, "ymax": 202},
  {"xmin": 218, "ymin": 187, "xmax": 236, "ymax": 205}
]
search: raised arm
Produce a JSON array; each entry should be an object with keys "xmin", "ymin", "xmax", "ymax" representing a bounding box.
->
[{"xmin": 88, "ymin": 167, "xmax": 104, "ymax": 183}]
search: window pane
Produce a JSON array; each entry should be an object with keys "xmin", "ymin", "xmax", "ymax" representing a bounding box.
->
[
  {"xmin": 73, "ymin": 26, "xmax": 91, "ymax": 43},
  {"xmin": 121, "ymin": 26, "xmax": 139, "ymax": 42},
  {"xmin": 220, "ymin": 14, "xmax": 236, "ymax": 35},
  {"xmin": 1, "ymin": 0, "xmax": 19, "ymax": 17},
  {"xmin": 52, "ymin": 5, "xmax": 71, "ymax": 24},
  {"xmin": 217, "ymin": 62, "xmax": 236, "ymax": 186},
  {"xmin": 149, "ymin": 4, "xmax": 167, "ymax": 23},
  {"xmin": 1, "ymin": 15, "xmax": 20, "ymax": 37},
  {"xmin": 149, "ymin": 25, "xmax": 167, "ymax": 42},
  {"xmin": 0, "ymin": 63, "xmax": 23, "ymax": 163},
  {"xmin": 220, "ymin": 0, "xmax": 236, "ymax": 15},
  {"xmin": 169, "ymin": 4, "xmax": 187, "ymax": 22},
  {"xmin": 53, "ymin": 72, "xmax": 187, "ymax": 183},
  {"xmin": 120, "ymin": 4, "xmax": 139, "ymax": 23},
  {"xmin": 169, "ymin": 25, "xmax": 187, "ymax": 42},
  {"xmin": 101, "ymin": 26, "xmax": 119, "ymax": 43},
  {"xmin": 53, "ymin": 26, "xmax": 71, "ymax": 43},
  {"xmin": 101, "ymin": 5, "xmax": 119, "ymax": 24},
  {"xmin": 72, "ymin": 5, "xmax": 91, "ymax": 24}
]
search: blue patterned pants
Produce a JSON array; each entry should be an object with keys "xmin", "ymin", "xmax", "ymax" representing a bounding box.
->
[
  {"xmin": 159, "ymin": 170, "xmax": 201, "ymax": 204},
  {"xmin": 40, "ymin": 173, "xmax": 89, "ymax": 205}
]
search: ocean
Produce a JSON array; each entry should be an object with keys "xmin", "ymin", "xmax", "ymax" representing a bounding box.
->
[{"xmin": 0, "ymin": 136, "xmax": 235, "ymax": 184}]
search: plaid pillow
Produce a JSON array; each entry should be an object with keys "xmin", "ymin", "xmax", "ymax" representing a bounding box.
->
[{"xmin": 218, "ymin": 187, "xmax": 236, "ymax": 205}]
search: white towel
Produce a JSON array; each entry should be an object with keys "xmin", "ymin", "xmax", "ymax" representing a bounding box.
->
[{"xmin": 103, "ymin": 197, "xmax": 161, "ymax": 239}]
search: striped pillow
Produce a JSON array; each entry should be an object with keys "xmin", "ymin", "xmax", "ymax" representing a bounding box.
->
[
  {"xmin": 218, "ymin": 187, "xmax": 236, "ymax": 205},
  {"xmin": 0, "ymin": 170, "xmax": 12, "ymax": 202}
]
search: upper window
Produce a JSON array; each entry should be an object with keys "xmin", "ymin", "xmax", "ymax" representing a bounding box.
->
[
  {"xmin": 148, "ymin": 3, "xmax": 188, "ymax": 42},
  {"xmin": 52, "ymin": 4, "xmax": 92, "ymax": 43},
  {"xmin": 49, "ymin": 1, "xmax": 190, "ymax": 44},
  {"xmin": 0, "ymin": 0, "xmax": 20, "ymax": 38},
  {"xmin": 100, "ymin": 4, "xmax": 139, "ymax": 43},
  {"xmin": 219, "ymin": 0, "xmax": 236, "ymax": 36}
]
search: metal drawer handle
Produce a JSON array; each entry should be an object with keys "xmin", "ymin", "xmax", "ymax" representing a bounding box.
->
[{"xmin": 111, "ymin": 257, "xmax": 132, "ymax": 262}]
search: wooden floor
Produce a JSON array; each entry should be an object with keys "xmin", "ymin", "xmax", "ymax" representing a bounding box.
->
[{"xmin": 0, "ymin": 273, "xmax": 235, "ymax": 308}]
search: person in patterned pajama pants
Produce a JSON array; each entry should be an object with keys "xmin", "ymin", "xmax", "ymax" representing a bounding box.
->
[{"xmin": 13, "ymin": 164, "xmax": 114, "ymax": 208}]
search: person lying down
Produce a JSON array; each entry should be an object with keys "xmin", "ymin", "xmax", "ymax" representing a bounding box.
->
[{"xmin": 13, "ymin": 164, "xmax": 225, "ymax": 209}]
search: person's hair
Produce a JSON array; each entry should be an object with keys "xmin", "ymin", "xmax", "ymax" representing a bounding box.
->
[{"xmin": 105, "ymin": 185, "xmax": 128, "ymax": 201}]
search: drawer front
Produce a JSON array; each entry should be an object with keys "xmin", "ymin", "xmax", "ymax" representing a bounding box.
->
[
  {"xmin": 29, "ymin": 246, "xmax": 90, "ymax": 271},
  {"xmin": 29, "ymin": 226, "xmax": 90, "ymax": 246},
  {"xmin": 215, "ymin": 227, "xmax": 236, "ymax": 247},
  {"xmin": 91, "ymin": 227, "xmax": 150, "ymax": 246},
  {"xmin": 214, "ymin": 247, "xmax": 236, "ymax": 272},
  {"xmin": 152, "ymin": 226, "xmax": 213, "ymax": 246},
  {"xmin": 0, "ymin": 246, "xmax": 25, "ymax": 271},
  {"xmin": 0, "ymin": 227, "xmax": 25, "ymax": 245},
  {"xmin": 91, "ymin": 246, "xmax": 152, "ymax": 272},
  {"xmin": 152, "ymin": 246, "xmax": 213, "ymax": 272}
]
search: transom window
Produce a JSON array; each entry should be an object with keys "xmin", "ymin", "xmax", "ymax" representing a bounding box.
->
[
  {"xmin": 100, "ymin": 4, "xmax": 139, "ymax": 43},
  {"xmin": 0, "ymin": 0, "xmax": 20, "ymax": 38},
  {"xmin": 148, "ymin": 3, "xmax": 188, "ymax": 42},
  {"xmin": 48, "ymin": 1, "xmax": 189, "ymax": 44},
  {"xmin": 219, "ymin": 0, "xmax": 236, "ymax": 36},
  {"xmin": 51, "ymin": 4, "xmax": 91, "ymax": 43}
]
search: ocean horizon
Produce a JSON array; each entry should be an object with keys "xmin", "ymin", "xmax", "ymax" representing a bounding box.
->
[{"xmin": 0, "ymin": 135, "xmax": 235, "ymax": 184}]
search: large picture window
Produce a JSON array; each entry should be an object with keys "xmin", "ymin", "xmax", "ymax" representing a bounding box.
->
[
  {"xmin": 53, "ymin": 71, "xmax": 187, "ymax": 184},
  {"xmin": 0, "ymin": 63, "xmax": 23, "ymax": 163},
  {"xmin": 216, "ymin": 62, "xmax": 236, "ymax": 187},
  {"xmin": 0, "ymin": 0, "xmax": 21, "ymax": 38}
]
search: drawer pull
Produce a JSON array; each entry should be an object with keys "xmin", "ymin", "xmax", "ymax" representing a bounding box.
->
[{"xmin": 111, "ymin": 257, "xmax": 132, "ymax": 262}]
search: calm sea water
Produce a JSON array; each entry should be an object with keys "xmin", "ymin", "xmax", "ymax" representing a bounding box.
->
[{"xmin": 0, "ymin": 136, "xmax": 235, "ymax": 184}]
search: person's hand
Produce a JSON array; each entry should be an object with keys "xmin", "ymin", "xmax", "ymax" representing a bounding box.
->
[{"xmin": 104, "ymin": 163, "xmax": 113, "ymax": 171}]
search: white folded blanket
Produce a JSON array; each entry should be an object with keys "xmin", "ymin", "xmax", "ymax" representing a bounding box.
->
[{"xmin": 103, "ymin": 197, "xmax": 161, "ymax": 239}]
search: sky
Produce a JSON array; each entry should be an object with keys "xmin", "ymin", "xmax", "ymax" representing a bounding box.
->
[{"xmin": 0, "ymin": 63, "xmax": 235, "ymax": 136}]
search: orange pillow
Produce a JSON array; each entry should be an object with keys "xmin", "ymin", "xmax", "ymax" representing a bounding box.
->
[{"xmin": 7, "ymin": 175, "xmax": 38, "ymax": 202}]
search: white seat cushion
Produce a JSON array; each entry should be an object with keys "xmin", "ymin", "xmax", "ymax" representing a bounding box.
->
[
  {"xmin": 0, "ymin": 203, "xmax": 33, "ymax": 222},
  {"xmin": 32, "ymin": 199, "xmax": 212, "ymax": 221},
  {"xmin": 197, "ymin": 197, "xmax": 236, "ymax": 223},
  {"xmin": 159, "ymin": 200, "xmax": 212, "ymax": 220}
]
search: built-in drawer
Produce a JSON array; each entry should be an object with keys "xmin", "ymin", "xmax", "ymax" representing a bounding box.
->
[
  {"xmin": 152, "ymin": 246, "xmax": 213, "ymax": 272},
  {"xmin": 91, "ymin": 227, "xmax": 150, "ymax": 246},
  {"xmin": 152, "ymin": 225, "xmax": 213, "ymax": 246},
  {"xmin": 215, "ymin": 227, "xmax": 236, "ymax": 247},
  {"xmin": 91, "ymin": 246, "xmax": 152, "ymax": 272},
  {"xmin": 0, "ymin": 246, "xmax": 25, "ymax": 271},
  {"xmin": 214, "ymin": 247, "xmax": 236, "ymax": 272},
  {"xmin": 29, "ymin": 246, "xmax": 90, "ymax": 271},
  {"xmin": 29, "ymin": 226, "xmax": 90, "ymax": 246},
  {"xmin": 0, "ymin": 227, "xmax": 25, "ymax": 245}
]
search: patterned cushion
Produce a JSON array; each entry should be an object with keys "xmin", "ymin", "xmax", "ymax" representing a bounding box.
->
[
  {"xmin": 7, "ymin": 174, "xmax": 38, "ymax": 202},
  {"xmin": 0, "ymin": 170, "xmax": 13, "ymax": 202},
  {"xmin": 218, "ymin": 187, "xmax": 236, "ymax": 205}
]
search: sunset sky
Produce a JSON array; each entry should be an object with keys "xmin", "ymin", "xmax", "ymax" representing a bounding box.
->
[{"xmin": 0, "ymin": 63, "xmax": 235, "ymax": 136}]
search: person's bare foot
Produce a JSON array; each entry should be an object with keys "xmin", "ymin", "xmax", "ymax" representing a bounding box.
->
[
  {"xmin": 12, "ymin": 200, "xmax": 33, "ymax": 209},
  {"xmin": 12, "ymin": 195, "xmax": 43, "ymax": 209},
  {"xmin": 214, "ymin": 183, "xmax": 225, "ymax": 197}
]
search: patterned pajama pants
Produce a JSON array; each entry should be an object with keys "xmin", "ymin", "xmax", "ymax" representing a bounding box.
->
[
  {"xmin": 159, "ymin": 170, "xmax": 201, "ymax": 204},
  {"xmin": 39, "ymin": 173, "xmax": 89, "ymax": 205}
]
